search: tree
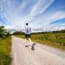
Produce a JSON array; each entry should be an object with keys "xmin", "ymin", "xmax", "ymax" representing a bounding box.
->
[{"xmin": 0, "ymin": 26, "xmax": 6, "ymax": 38}]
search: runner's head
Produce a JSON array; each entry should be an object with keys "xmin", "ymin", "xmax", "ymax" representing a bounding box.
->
[{"xmin": 26, "ymin": 23, "xmax": 28, "ymax": 26}]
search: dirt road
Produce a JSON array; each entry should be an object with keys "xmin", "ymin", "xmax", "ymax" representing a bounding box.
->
[{"xmin": 11, "ymin": 36, "xmax": 65, "ymax": 65}]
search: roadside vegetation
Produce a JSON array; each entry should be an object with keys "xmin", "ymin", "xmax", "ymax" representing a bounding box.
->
[
  {"xmin": 0, "ymin": 26, "xmax": 11, "ymax": 65},
  {"xmin": 14, "ymin": 30, "xmax": 65, "ymax": 50}
]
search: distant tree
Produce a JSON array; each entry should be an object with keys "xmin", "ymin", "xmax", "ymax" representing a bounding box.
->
[
  {"xmin": 13, "ymin": 31, "xmax": 24, "ymax": 35},
  {"xmin": 0, "ymin": 26, "xmax": 5, "ymax": 38},
  {"xmin": 0, "ymin": 26, "xmax": 10, "ymax": 38},
  {"xmin": 5, "ymin": 32, "xmax": 11, "ymax": 37}
]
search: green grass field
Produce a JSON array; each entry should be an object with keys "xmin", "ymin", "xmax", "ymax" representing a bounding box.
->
[
  {"xmin": 0, "ymin": 37, "xmax": 11, "ymax": 65},
  {"xmin": 15, "ymin": 32, "xmax": 65, "ymax": 50}
]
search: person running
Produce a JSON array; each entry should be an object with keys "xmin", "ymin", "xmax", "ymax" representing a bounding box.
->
[
  {"xmin": 25, "ymin": 23, "xmax": 35, "ymax": 50},
  {"xmin": 25, "ymin": 23, "xmax": 31, "ymax": 41},
  {"xmin": 25, "ymin": 23, "xmax": 31, "ymax": 47}
]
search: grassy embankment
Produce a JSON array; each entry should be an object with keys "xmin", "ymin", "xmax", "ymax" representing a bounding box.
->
[
  {"xmin": 0, "ymin": 37, "xmax": 11, "ymax": 65},
  {"xmin": 15, "ymin": 31, "xmax": 65, "ymax": 50}
]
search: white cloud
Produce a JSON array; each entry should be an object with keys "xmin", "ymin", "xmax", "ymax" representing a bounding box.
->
[
  {"xmin": 42, "ymin": 25, "xmax": 65, "ymax": 32},
  {"xmin": 4, "ymin": 25, "xmax": 14, "ymax": 29},
  {"xmin": 47, "ymin": 11, "xmax": 65, "ymax": 24},
  {"xmin": 30, "ymin": 0, "xmax": 54, "ymax": 16}
]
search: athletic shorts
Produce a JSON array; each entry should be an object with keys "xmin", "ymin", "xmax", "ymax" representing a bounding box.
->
[{"xmin": 25, "ymin": 34, "xmax": 31, "ymax": 38}]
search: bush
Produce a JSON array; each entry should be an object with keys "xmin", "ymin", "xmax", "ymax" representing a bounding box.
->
[{"xmin": 0, "ymin": 53, "xmax": 11, "ymax": 65}]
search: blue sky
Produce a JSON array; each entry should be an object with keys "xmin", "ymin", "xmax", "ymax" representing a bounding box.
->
[{"xmin": 0, "ymin": 0, "xmax": 65, "ymax": 31}]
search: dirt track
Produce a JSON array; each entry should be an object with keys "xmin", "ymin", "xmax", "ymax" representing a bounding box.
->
[{"xmin": 11, "ymin": 36, "xmax": 65, "ymax": 65}]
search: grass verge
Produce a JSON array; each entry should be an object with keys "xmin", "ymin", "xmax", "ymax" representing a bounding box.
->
[
  {"xmin": 15, "ymin": 32, "xmax": 65, "ymax": 50},
  {"xmin": 0, "ymin": 37, "xmax": 11, "ymax": 65}
]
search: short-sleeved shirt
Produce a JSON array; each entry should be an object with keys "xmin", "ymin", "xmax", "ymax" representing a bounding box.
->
[{"xmin": 25, "ymin": 26, "xmax": 31, "ymax": 34}]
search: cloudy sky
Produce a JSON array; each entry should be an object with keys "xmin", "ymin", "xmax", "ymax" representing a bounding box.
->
[{"xmin": 0, "ymin": 0, "xmax": 65, "ymax": 31}]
